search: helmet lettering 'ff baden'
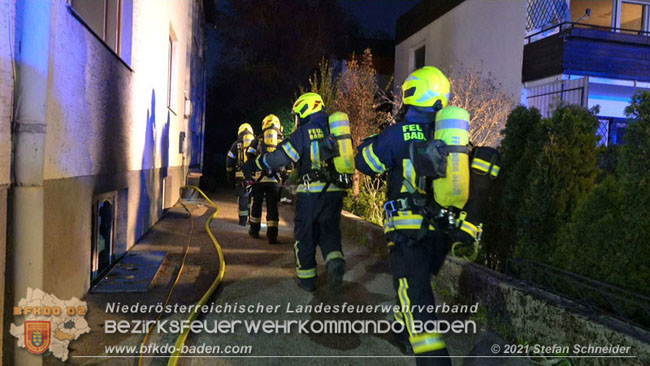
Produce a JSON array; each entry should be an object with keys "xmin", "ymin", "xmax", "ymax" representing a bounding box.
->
[
  {"xmin": 402, "ymin": 66, "xmax": 451, "ymax": 109},
  {"xmin": 292, "ymin": 92, "xmax": 324, "ymax": 119}
]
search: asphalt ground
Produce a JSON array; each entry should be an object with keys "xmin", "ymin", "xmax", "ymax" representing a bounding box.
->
[{"xmin": 62, "ymin": 190, "xmax": 531, "ymax": 366}]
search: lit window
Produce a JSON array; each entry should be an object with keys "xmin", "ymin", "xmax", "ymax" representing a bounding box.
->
[
  {"xmin": 571, "ymin": 0, "xmax": 614, "ymax": 28},
  {"xmin": 570, "ymin": 0, "xmax": 650, "ymax": 34},
  {"xmin": 621, "ymin": 2, "xmax": 644, "ymax": 33}
]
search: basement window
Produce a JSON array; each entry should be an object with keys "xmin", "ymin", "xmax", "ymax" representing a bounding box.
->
[{"xmin": 91, "ymin": 193, "xmax": 117, "ymax": 283}]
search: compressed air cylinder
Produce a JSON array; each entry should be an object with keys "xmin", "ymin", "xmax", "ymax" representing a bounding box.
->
[
  {"xmin": 263, "ymin": 128, "xmax": 278, "ymax": 153},
  {"xmin": 433, "ymin": 106, "xmax": 470, "ymax": 210},
  {"xmin": 240, "ymin": 132, "xmax": 254, "ymax": 163},
  {"xmin": 328, "ymin": 112, "xmax": 355, "ymax": 174}
]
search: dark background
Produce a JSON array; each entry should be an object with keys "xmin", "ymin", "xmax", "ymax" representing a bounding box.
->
[{"xmin": 201, "ymin": 0, "xmax": 418, "ymax": 189}]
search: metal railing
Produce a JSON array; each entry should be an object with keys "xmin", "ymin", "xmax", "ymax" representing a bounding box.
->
[
  {"xmin": 526, "ymin": 21, "xmax": 650, "ymax": 44},
  {"xmin": 505, "ymin": 258, "xmax": 650, "ymax": 340}
]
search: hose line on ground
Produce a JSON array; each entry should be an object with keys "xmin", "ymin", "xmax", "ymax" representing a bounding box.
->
[
  {"xmin": 137, "ymin": 193, "xmax": 196, "ymax": 366},
  {"xmin": 135, "ymin": 186, "xmax": 225, "ymax": 366},
  {"xmin": 167, "ymin": 186, "xmax": 226, "ymax": 366}
]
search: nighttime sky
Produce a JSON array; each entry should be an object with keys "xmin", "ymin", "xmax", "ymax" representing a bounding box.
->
[{"xmin": 339, "ymin": 0, "xmax": 420, "ymax": 39}]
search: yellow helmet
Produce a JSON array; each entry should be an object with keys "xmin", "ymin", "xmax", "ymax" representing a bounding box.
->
[
  {"xmin": 262, "ymin": 114, "xmax": 281, "ymax": 130},
  {"xmin": 292, "ymin": 92, "xmax": 324, "ymax": 119},
  {"xmin": 238, "ymin": 123, "xmax": 253, "ymax": 136},
  {"xmin": 402, "ymin": 66, "xmax": 450, "ymax": 108}
]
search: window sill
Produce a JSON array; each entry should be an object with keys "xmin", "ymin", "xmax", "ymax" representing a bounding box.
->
[{"xmin": 66, "ymin": 4, "xmax": 134, "ymax": 72}]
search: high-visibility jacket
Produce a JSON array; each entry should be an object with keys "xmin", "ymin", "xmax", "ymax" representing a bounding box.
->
[
  {"xmin": 246, "ymin": 132, "xmax": 283, "ymax": 183},
  {"xmin": 355, "ymin": 107, "xmax": 439, "ymax": 233},
  {"xmin": 248, "ymin": 111, "xmax": 345, "ymax": 194},
  {"xmin": 226, "ymin": 132, "xmax": 253, "ymax": 179}
]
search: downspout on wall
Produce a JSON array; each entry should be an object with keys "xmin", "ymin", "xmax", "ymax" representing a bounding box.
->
[{"xmin": 11, "ymin": 0, "xmax": 51, "ymax": 365}]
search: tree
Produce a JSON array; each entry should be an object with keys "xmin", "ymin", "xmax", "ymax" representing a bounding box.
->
[
  {"xmin": 302, "ymin": 50, "xmax": 391, "ymax": 198},
  {"xmin": 482, "ymin": 106, "xmax": 544, "ymax": 270},
  {"xmin": 204, "ymin": 0, "xmax": 359, "ymax": 186},
  {"xmin": 445, "ymin": 63, "xmax": 516, "ymax": 147},
  {"xmin": 516, "ymin": 105, "xmax": 600, "ymax": 261}
]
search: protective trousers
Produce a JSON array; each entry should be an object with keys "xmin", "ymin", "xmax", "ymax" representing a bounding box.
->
[
  {"xmin": 388, "ymin": 230, "xmax": 452, "ymax": 366},
  {"xmin": 249, "ymin": 182, "xmax": 281, "ymax": 242},
  {"xmin": 293, "ymin": 191, "xmax": 345, "ymax": 280},
  {"xmin": 235, "ymin": 182, "xmax": 250, "ymax": 225}
]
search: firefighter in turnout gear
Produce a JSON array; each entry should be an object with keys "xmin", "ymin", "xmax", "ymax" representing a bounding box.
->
[
  {"xmin": 247, "ymin": 114, "xmax": 284, "ymax": 244},
  {"xmin": 244, "ymin": 93, "xmax": 348, "ymax": 293},
  {"xmin": 226, "ymin": 123, "xmax": 255, "ymax": 226},
  {"xmin": 355, "ymin": 67, "xmax": 452, "ymax": 365}
]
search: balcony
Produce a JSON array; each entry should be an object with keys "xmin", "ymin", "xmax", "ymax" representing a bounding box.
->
[{"xmin": 523, "ymin": 22, "xmax": 650, "ymax": 83}]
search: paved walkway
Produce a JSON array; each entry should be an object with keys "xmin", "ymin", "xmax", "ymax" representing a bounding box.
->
[{"xmin": 67, "ymin": 190, "xmax": 531, "ymax": 366}]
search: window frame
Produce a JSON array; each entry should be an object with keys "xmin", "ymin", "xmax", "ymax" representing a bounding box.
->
[
  {"xmin": 167, "ymin": 27, "xmax": 179, "ymax": 114},
  {"xmin": 615, "ymin": 0, "xmax": 650, "ymax": 32},
  {"xmin": 66, "ymin": 0, "xmax": 133, "ymax": 71},
  {"xmin": 409, "ymin": 42, "xmax": 426, "ymax": 73},
  {"xmin": 91, "ymin": 192, "xmax": 118, "ymax": 284}
]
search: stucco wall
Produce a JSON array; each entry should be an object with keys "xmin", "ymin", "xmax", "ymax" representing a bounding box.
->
[
  {"xmin": 36, "ymin": 0, "xmax": 205, "ymax": 297},
  {"xmin": 44, "ymin": 0, "xmax": 195, "ymax": 180},
  {"xmin": 395, "ymin": 0, "xmax": 526, "ymax": 100},
  {"xmin": 43, "ymin": 166, "xmax": 183, "ymax": 298}
]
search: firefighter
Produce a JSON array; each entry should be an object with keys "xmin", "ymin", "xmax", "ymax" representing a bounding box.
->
[
  {"xmin": 355, "ymin": 67, "xmax": 452, "ymax": 365},
  {"xmin": 247, "ymin": 114, "xmax": 284, "ymax": 244},
  {"xmin": 226, "ymin": 123, "xmax": 255, "ymax": 226},
  {"xmin": 244, "ymin": 93, "xmax": 346, "ymax": 293}
]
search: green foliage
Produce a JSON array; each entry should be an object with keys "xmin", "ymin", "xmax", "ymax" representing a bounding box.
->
[
  {"xmin": 488, "ymin": 91, "xmax": 650, "ymax": 298},
  {"xmin": 553, "ymin": 176, "xmax": 625, "ymax": 286},
  {"xmin": 276, "ymin": 108, "xmax": 295, "ymax": 136},
  {"xmin": 516, "ymin": 105, "xmax": 600, "ymax": 260},
  {"xmin": 482, "ymin": 106, "xmax": 544, "ymax": 270},
  {"xmin": 343, "ymin": 175, "xmax": 386, "ymax": 226},
  {"xmin": 556, "ymin": 91, "xmax": 650, "ymax": 296}
]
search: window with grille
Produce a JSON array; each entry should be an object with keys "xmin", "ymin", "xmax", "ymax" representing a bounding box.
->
[{"xmin": 527, "ymin": 0, "xmax": 570, "ymax": 32}]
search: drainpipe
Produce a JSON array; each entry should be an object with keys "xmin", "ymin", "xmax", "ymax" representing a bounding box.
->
[{"xmin": 12, "ymin": 0, "xmax": 51, "ymax": 365}]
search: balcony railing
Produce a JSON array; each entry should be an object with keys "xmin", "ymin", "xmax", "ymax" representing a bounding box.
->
[{"xmin": 526, "ymin": 21, "xmax": 650, "ymax": 44}]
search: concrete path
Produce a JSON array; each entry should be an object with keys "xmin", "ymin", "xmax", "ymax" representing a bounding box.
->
[{"xmin": 66, "ymin": 191, "xmax": 532, "ymax": 366}]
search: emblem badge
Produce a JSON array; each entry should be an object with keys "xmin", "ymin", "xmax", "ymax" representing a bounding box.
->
[{"xmin": 25, "ymin": 321, "xmax": 51, "ymax": 354}]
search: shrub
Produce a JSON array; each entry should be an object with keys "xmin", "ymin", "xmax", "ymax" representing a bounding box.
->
[
  {"xmin": 557, "ymin": 91, "xmax": 650, "ymax": 296},
  {"xmin": 516, "ymin": 105, "xmax": 600, "ymax": 261},
  {"xmin": 481, "ymin": 106, "xmax": 544, "ymax": 270}
]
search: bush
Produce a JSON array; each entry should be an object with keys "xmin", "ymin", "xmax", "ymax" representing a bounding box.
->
[
  {"xmin": 489, "ymin": 91, "xmax": 650, "ymax": 298},
  {"xmin": 343, "ymin": 175, "xmax": 386, "ymax": 226},
  {"xmin": 553, "ymin": 175, "xmax": 625, "ymax": 286},
  {"xmin": 515, "ymin": 105, "xmax": 600, "ymax": 261},
  {"xmin": 556, "ymin": 91, "xmax": 650, "ymax": 296},
  {"xmin": 482, "ymin": 106, "xmax": 544, "ymax": 270}
]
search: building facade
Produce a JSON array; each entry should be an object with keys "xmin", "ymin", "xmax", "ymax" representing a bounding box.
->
[
  {"xmin": 0, "ymin": 0, "xmax": 208, "ymax": 361},
  {"xmin": 395, "ymin": 0, "xmax": 650, "ymax": 145}
]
